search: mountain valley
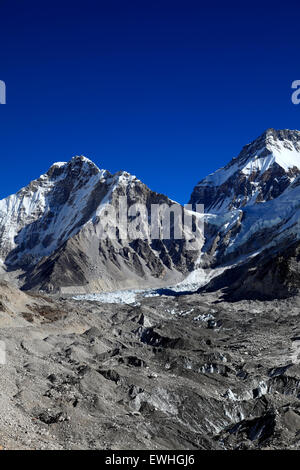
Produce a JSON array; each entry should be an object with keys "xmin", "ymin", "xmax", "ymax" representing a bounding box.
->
[{"xmin": 1, "ymin": 128, "xmax": 300, "ymax": 449}]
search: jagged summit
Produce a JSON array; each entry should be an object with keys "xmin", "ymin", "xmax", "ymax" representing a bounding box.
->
[
  {"xmin": 189, "ymin": 128, "xmax": 300, "ymax": 213},
  {"xmin": 45, "ymin": 155, "xmax": 103, "ymax": 179},
  {"xmin": 46, "ymin": 156, "xmax": 139, "ymax": 187},
  {"xmin": 50, "ymin": 155, "xmax": 93, "ymax": 168}
]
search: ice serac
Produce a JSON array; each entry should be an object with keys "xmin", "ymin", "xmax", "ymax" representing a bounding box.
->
[
  {"xmin": 190, "ymin": 128, "xmax": 300, "ymax": 213},
  {"xmin": 0, "ymin": 156, "xmax": 202, "ymax": 293}
]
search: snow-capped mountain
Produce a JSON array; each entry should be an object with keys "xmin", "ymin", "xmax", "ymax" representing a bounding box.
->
[
  {"xmin": 0, "ymin": 157, "xmax": 110, "ymax": 264},
  {"xmin": 190, "ymin": 128, "xmax": 300, "ymax": 213},
  {"xmin": 0, "ymin": 156, "xmax": 202, "ymax": 293},
  {"xmin": 192, "ymin": 129, "xmax": 300, "ymax": 299}
]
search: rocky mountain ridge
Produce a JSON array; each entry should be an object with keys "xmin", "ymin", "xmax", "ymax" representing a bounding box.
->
[
  {"xmin": 0, "ymin": 156, "xmax": 202, "ymax": 293},
  {"xmin": 190, "ymin": 129, "xmax": 300, "ymax": 299}
]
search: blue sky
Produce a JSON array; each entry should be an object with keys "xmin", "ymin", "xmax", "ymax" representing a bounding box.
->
[{"xmin": 0, "ymin": 0, "xmax": 300, "ymax": 204}]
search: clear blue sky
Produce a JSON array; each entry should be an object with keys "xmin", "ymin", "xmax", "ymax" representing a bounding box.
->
[{"xmin": 0, "ymin": 0, "xmax": 300, "ymax": 204}]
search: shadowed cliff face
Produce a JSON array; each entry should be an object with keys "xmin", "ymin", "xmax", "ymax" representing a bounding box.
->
[{"xmin": 199, "ymin": 241, "xmax": 300, "ymax": 301}]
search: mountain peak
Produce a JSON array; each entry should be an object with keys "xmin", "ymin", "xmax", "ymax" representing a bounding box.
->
[
  {"xmin": 46, "ymin": 155, "xmax": 101, "ymax": 180},
  {"xmin": 49, "ymin": 155, "xmax": 96, "ymax": 169},
  {"xmin": 69, "ymin": 155, "xmax": 96, "ymax": 166},
  {"xmin": 190, "ymin": 129, "xmax": 300, "ymax": 213},
  {"xmin": 237, "ymin": 128, "xmax": 300, "ymax": 165}
]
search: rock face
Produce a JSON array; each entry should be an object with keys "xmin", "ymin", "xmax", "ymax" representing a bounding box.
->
[
  {"xmin": 0, "ymin": 156, "xmax": 202, "ymax": 293},
  {"xmin": 200, "ymin": 241, "xmax": 300, "ymax": 300}
]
